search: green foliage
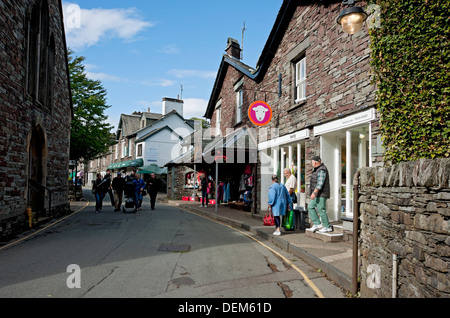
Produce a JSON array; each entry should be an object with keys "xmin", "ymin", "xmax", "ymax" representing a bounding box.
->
[
  {"xmin": 68, "ymin": 50, "xmax": 114, "ymax": 163},
  {"xmin": 368, "ymin": 0, "xmax": 450, "ymax": 163}
]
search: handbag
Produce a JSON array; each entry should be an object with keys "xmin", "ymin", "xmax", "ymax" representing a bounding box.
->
[{"xmin": 264, "ymin": 207, "xmax": 275, "ymax": 226}]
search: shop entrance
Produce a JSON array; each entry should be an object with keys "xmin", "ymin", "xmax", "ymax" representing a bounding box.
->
[{"xmin": 321, "ymin": 125, "xmax": 370, "ymax": 222}]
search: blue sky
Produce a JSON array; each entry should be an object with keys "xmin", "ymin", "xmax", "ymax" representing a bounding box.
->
[{"xmin": 62, "ymin": 1, "xmax": 283, "ymax": 129}]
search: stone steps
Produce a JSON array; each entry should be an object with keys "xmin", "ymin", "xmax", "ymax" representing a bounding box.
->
[{"xmin": 305, "ymin": 225, "xmax": 344, "ymax": 243}]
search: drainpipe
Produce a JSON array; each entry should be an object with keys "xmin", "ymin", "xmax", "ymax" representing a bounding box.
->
[
  {"xmin": 393, "ymin": 254, "xmax": 398, "ymax": 298},
  {"xmin": 352, "ymin": 171, "xmax": 360, "ymax": 295}
]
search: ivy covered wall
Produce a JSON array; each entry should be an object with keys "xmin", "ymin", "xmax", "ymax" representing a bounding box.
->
[{"xmin": 368, "ymin": 0, "xmax": 449, "ymax": 163}]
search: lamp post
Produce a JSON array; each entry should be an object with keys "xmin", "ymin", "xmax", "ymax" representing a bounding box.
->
[{"xmin": 337, "ymin": 1, "xmax": 368, "ymax": 34}]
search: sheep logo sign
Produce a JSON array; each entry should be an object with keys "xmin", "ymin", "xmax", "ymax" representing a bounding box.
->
[{"xmin": 248, "ymin": 101, "xmax": 273, "ymax": 127}]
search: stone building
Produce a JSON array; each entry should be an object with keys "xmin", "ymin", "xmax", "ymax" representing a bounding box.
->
[
  {"xmin": 204, "ymin": 0, "xmax": 382, "ymax": 224},
  {"xmin": 0, "ymin": 0, "xmax": 72, "ymax": 238}
]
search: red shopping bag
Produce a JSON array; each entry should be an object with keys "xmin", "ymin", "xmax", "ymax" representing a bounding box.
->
[{"xmin": 264, "ymin": 207, "xmax": 275, "ymax": 226}]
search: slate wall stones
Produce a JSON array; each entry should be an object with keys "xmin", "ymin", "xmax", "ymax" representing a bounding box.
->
[
  {"xmin": 0, "ymin": 0, "xmax": 72, "ymax": 239},
  {"xmin": 359, "ymin": 158, "xmax": 450, "ymax": 298}
]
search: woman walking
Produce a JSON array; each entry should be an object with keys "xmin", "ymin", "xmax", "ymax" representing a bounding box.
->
[{"xmin": 268, "ymin": 175, "xmax": 292, "ymax": 236}]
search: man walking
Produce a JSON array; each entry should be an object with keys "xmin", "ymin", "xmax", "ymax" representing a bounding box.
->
[
  {"xmin": 284, "ymin": 168, "xmax": 297, "ymax": 211},
  {"xmin": 112, "ymin": 172, "xmax": 125, "ymax": 212},
  {"xmin": 308, "ymin": 156, "xmax": 333, "ymax": 233},
  {"xmin": 147, "ymin": 173, "xmax": 161, "ymax": 210}
]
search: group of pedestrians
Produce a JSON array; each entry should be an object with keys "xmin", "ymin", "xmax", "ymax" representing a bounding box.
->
[
  {"xmin": 92, "ymin": 169, "xmax": 161, "ymax": 213},
  {"xmin": 268, "ymin": 156, "xmax": 332, "ymax": 236}
]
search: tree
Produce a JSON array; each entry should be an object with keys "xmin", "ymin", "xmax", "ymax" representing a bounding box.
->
[{"xmin": 68, "ymin": 50, "xmax": 114, "ymax": 163}]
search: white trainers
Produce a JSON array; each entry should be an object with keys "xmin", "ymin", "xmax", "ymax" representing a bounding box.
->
[
  {"xmin": 273, "ymin": 231, "xmax": 281, "ymax": 236},
  {"xmin": 318, "ymin": 227, "xmax": 333, "ymax": 233},
  {"xmin": 310, "ymin": 224, "xmax": 323, "ymax": 232}
]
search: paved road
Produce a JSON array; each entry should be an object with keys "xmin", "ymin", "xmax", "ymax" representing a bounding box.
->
[{"xmin": 0, "ymin": 190, "xmax": 345, "ymax": 299}]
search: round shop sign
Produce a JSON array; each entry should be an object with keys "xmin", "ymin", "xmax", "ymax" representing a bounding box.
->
[{"xmin": 248, "ymin": 101, "xmax": 273, "ymax": 127}]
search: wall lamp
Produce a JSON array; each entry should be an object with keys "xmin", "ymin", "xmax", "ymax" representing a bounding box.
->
[{"xmin": 337, "ymin": 0, "xmax": 368, "ymax": 34}]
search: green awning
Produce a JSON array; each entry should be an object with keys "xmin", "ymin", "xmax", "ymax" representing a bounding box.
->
[
  {"xmin": 108, "ymin": 158, "xmax": 144, "ymax": 170},
  {"xmin": 138, "ymin": 164, "xmax": 167, "ymax": 175}
]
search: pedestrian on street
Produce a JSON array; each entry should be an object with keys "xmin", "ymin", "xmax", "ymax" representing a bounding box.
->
[
  {"xmin": 308, "ymin": 156, "xmax": 333, "ymax": 233},
  {"xmin": 133, "ymin": 173, "xmax": 146, "ymax": 211},
  {"xmin": 147, "ymin": 173, "xmax": 161, "ymax": 210},
  {"xmin": 268, "ymin": 175, "xmax": 292, "ymax": 236},
  {"xmin": 104, "ymin": 169, "xmax": 114, "ymax": 207},
  {"xmin": 92, "ymin": 173, "xmax": 107, "ymax": 212},
  {"xmin": 200, "ymin": 173, "xmax": 209, "ymax": 207},
  {"xmin": 112, "ymin": 172, "xmax": 125, "ymax": 212},
  {"xmin": 284, "ymin": 168, "xmax": 297, "ymax": 211}
]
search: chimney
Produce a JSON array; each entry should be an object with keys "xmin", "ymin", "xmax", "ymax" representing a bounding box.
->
[
  {"xmin": 162, "ymin": 97, "xmax": 184, "ymax": 117},
  {"xmin": 225, "ymin": 38, "xmax": 241, "ymax": 59}
]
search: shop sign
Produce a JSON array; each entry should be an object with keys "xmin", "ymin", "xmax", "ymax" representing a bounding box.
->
[
  {"xmin": 248, "ymin": 101, "xmax": 273, "ymax": 127},
  {"xmin": 314, "ymin": 108, "xmax": 376, "ymax": 136}
]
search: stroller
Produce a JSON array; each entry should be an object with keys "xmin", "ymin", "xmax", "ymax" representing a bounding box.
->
[{"xmin": 122, "ymin": 179, "xmax": 137, "ymax": 213}]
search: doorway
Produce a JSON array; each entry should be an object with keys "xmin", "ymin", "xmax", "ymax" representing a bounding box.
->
[
  {"xmin": 321, "ymin": 125, "xmax": 371, "ymax": 221},
  {"xmin": 28, "ymin": 125, "xmax": 47, "ymax": 216}
]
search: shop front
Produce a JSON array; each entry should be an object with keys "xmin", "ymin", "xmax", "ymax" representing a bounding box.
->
[
  {"xmin": 258, "ymin": 129, "xmax": 309, "ymax": 213},
  {"xmin": 314, "ymin": 108, "xmax": 377, "ymax": 222}
]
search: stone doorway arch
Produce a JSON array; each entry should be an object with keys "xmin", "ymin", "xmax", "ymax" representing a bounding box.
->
[{"xmin": 27, "ymin": 124, "xmax": 48, "ymax": 217}]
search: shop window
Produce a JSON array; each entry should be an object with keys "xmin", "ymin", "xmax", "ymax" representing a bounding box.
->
[{"xmin": 185, "ymin": 172, "xmax": 199, "ymax": 188}]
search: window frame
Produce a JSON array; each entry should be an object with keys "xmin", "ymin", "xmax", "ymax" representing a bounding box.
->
[{"xmin": 294, "ymin": 57, "xmax": 307, "ymax": 103}]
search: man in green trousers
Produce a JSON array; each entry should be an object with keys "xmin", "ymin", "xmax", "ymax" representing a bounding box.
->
[{"xmin": 308, "ymin": 156, "xmax": 333, "ymax": 233}]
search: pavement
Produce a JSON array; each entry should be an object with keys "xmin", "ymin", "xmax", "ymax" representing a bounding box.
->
[{"xmin": 70, "ymin": 193, "xmax": 355, "ymax": 294}]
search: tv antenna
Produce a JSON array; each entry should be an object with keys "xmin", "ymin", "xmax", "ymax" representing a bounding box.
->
[{"xmin": 241, "ymin": 22, "xmax": 247, "ymax": 60}]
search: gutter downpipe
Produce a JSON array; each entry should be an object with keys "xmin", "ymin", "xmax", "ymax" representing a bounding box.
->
[
  {"xmin": 352, "ymin": 171, "xmax": 361, "ymax": 295},
  {"xmin": 393, "ymin": 254, "xmax": 398, "ymax": 298}
]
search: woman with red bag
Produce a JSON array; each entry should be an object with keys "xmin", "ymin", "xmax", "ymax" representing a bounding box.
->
[{"xmin": 267, "ymin": 175, "xmax": 292, "ymax": 236}]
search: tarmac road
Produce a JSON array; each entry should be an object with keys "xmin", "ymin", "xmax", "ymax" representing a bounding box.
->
[{"xmin": 0, "ymin": 190, "xmax": 344, "ymax": 299}]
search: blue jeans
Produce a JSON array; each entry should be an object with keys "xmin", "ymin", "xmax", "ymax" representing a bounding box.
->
[
  {"xmin": 95, "ymin": 193, "xmax": 105, "ymax": 211},
  {"xmin": 135, "ymin": 192, "xmax": 143, "ymax": 209},
  {"xmin": 201, "ymin": 190, "xmax": 208, "ymax": 206}
]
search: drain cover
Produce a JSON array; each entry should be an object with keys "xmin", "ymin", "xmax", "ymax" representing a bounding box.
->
[{"xmin": 158, "ymin": 243, "xmax": 191, "ymax": 253}]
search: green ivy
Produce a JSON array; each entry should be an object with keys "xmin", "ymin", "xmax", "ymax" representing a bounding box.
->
[{"xmin": 368, "ymin": 0, "xmax": 449, "ymax": 163}]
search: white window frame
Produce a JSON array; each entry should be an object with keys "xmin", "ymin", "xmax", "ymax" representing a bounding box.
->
[
  {"xmin": 295, "ymin": 57, "xmax": 307, "ymax": 103},
  {"xmin": 215, "ymin": 99, "xmax": 222, "ymax": 136},
  {"xmin": 236, "ymin": 87, "xmax": 243, "ymax": 124}
]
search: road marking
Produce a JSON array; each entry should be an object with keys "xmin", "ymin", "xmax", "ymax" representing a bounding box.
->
[
  {"xmin": 0, "ymin": 201, "xmax": 90, "ymax": 252},
  {"xmin": 173, "ymin": 205, "xmax": 326, "ymax": 299}
]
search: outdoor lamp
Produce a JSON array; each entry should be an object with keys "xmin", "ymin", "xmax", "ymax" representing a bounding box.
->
[{"xmin": 337, "ymin": 2, "xmax": 368, "ymax": 34}]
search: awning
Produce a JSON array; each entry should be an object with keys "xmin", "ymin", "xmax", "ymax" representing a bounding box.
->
[
  {"xmin": 108, "ymin": 158, "xmax": 144, "ymax": 170},
  {"xmin": 138, "ymin": 164, "xmax": 168, "ymax": 175}
]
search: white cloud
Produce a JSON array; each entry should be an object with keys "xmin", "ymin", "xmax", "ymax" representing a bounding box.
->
[
  {"xmin": 142, "ymin": 79, "xmax": 176, "ymax": 87},
  {"xmin": 63, "ymin": 2, "xmax": 153, "ymax": 49},
  {"xmin": 160, "ymin": 44, "xmax": 180, "ymax": 54},
  {"xmin": 183, "ymin": 98, "xmax": 208, "ymax": 119},
  {"xmin": 86, "ymin": 72, "xmax": 121, "ymax": 82},
  {"xmin": 168, "ymin": 69, "xmax": 217, "ymax": 79}
]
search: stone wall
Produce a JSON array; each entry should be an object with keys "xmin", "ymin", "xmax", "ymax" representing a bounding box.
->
[
  {"xmin": 0, "ymin": 0, "xmax": 72, "ymax": 239},
  {"xmin": 359, "ymin": 158, "xmax": 450, "ymax": 298},
  {"xmin": 167, "ymin": 165, "xmax": 198, "ymax": 201}
]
